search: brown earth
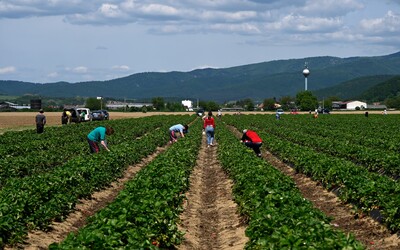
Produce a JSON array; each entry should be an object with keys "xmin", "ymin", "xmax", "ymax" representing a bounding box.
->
[
  {"xmin": 178, "ymin": 132, "xmax": 247, "ymax": 250},
  {"xmin": 0, "ymin": 112, "xmax": 191, "ymax": 131},
  {"xmin": 228, "ymin": 126, "xmax": 400, "ymax": 250},
  {"xmin": 263, "ymin": 151, "xmax": 400, "ymax": 249},
  {"xmin": 1, "ymin": 110, "xmax": 398, "ymax": 131},
  {"xmin": 3, "ymin": 113, "xmax": 400, "ymax": 249},
  {"xmin": 7, "ymin": 146, "xmax": 169, "ymax": 250},
  {"xmin": 6, "ymin": 116, "xmax": 248, "ymax": 250}
]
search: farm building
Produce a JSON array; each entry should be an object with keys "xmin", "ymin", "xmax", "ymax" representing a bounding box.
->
[
  {"xmin": 181, "ymin": 100, "xmax": 193, "ymax": 111},
  {"xmin": 106, "ymin": 101, "xmax": 152, "ymax": 110},
  {"xmin": 332, "ymin": 100, "xmax": 367, "ymax": 110},
  {"xmin": 0, "ymin": 101, "xmax": 31, "ymax": 111},
  {"xmin": 346, "ymin": 101, "xmax": 367, "ymax": 110}
]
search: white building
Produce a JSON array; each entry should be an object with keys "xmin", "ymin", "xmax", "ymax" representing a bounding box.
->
[
  {"xmin": 345, "ymin": 101, "xmax": 367, "ymax": 110},
  {"xmin": 181, "ymin": 100, "xmax": 193, "ymax": 110}
]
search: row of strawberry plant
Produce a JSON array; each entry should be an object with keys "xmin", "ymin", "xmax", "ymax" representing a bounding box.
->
[
  {"xmin": 224, "ymin": 115, "xmax": 400, "ymax": 233},
  {"xmin": 0, "ymin": 116, "xmax": 171, "ymax": 188},
  {"xmin": 279, "ymin": 114, "xmax": 400, "ymax": 153},
  {"xmin": 50, "ymin": 119, "xmax": 203, "ymax": 249},
  {"xmin": 265, "ymin": 118, "xmax": 400, "ymax": 179},
  {"xmin": 0, "ymin": 115, "xmax": 194, "ymax": 247},
  {"xmin": 217, "ymin": 123, "xmax": 364, "ymax": 249}
]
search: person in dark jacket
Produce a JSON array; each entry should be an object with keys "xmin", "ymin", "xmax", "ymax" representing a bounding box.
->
[
  {"xmin": 240, "ymin": 129, "xmax": 263, "ymax": 157},
  {"xmin": 35, "ymin": 109, "xmax": 46, "ymax": 134}
]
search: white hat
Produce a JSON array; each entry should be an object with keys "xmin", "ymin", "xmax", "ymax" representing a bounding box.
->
[{"xmin": 243, "ymin": 129, "xmax": 247, "ymax": 133}]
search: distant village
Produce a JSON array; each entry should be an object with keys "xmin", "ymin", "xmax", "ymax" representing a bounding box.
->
[{"xmin": 0, "ymin": 99, "xmax": 387, "ymax": 112}]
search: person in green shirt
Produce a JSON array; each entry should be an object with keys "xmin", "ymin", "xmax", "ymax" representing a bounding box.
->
[{"xmin": 87, "ymin": 126, "xmax": 114, "ymax": 153}]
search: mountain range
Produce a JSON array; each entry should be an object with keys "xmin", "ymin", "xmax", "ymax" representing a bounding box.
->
[{"xmin": 1, "ymin": 51, "xmax": 400, "ymax": 103}]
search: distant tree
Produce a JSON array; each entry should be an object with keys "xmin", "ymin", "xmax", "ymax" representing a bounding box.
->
[
  {"xmin": 202, "ymin": 101, "xmax": 220, "ymax": 111},
  {"xmin": 322, "ymin": 96, "xmax": 340, "ymax": 109},
  {"xmin": 296, "ymin": 91, "xmax": 318, "ymax": 111},
  {"xmin": 165, "ymin": 102, "xmax": 185, "ymax": 112},
  {"xmin": 279, "ymin": 96, "xmax": 295, "ymax": 110},
  {"xmin": 385, "ymin": 95, "xmax": 400, "ymax": 109},
  {"xmin": 237, "ymin": 98, "xmax": 254, "ymax": 111},
  {"xmin": 86, "ymin": 98, "xmax": 102, "ymax": 110},
  {"xmin": 262, "ymin": 98, "xmax": 275, "ymax": 111},
  {"xmin": 152, "ymin": 97, "xmax": 165, "ymax": 111},
  {"xmin": 198, "ymin": 100, "xmax": 208, "ymax": 110}
]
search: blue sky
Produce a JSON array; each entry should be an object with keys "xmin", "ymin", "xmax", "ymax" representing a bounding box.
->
[{"xmin": 0, "ymin": 0, "xmax": 399, "ymax": 83}]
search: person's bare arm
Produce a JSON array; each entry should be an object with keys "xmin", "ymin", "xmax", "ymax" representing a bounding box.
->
[{"xmin": 101, "ymin": 140, "xmax": 110, "ymax": 151}]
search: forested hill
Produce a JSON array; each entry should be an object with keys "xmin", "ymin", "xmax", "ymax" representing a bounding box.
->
[
  {"xmin": 358, "ymin": 76, "xmax": 400, "ymax": 102},
  {"xmin": 1, "ymin": 51, "xmax": 400, "ymax": 102}
]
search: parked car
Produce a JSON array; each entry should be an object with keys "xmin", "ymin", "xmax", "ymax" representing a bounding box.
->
[
  {"xmin": 276, "ymin": 109, "xmax": 284, "ymax": 115},
  {"xmin": 61, "ymin": 108, "xmax": 81, "ymax": 124},
  {"xmin": 318, "ymin": 108, "xmax": 330, "ymax": 114},
  {"xmin": 196, "ymin": 109, "xmax": 205, "ymax": 117},
  {"xmin": 76, "ymin": 108, "xmax": 92, "ymax": 122},
  {"xmin": 91, "ymin": 110, "xmax": 108, "ymax": 121},
  {"xmin": 99, "ymin": 110, "xmax": 110, "ymax": 120}
]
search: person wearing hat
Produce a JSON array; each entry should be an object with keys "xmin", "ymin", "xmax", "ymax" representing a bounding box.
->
[
  {"xmin": 169, "ymin": 124, "xmax": 189, "ymax": 143},
  {"xmin": 240, "ymin": 129, "xmax": 263, "ymax": 157},
  {"xmin": 35, "ymin": 109, "xmax": 46, "ymax": 134}
]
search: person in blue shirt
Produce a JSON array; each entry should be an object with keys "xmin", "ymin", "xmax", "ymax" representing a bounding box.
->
[
  {"xmin": 87, "ymin": 126, "xmax": 114, "ymax": 153},
  {"xmin": 169, "ymin": 124, "xmax": 188, "ymax": 143}
]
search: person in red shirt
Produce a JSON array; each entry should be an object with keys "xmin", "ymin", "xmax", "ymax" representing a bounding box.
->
[
  {"xmin": 203, "ymin": 111, "xmax": 215, "ymax": 147},
  {"xmin": 241, "ymin": 129, "xmax": 263, "ymax": 157}
]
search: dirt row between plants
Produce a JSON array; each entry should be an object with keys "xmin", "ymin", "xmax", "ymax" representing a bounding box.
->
[
  {"xmin": 264, "ymin": 150, "xmax": 400, "ymax": 249},
  {"xmin": 7, "ymin": 146, "xmax": 168, "ymax": 250},
  {"xmin": 7, "ymin": 122, "xmax": 400, "ymax": 249},
  {"xmin": 227, "ymin": 125, "xmax": 400, "ymax": 250},
  {"xmin": 178, "ymin": 133, "xmax": 247, "ymax": 250},
  {"xmin": 7, "ymin": 129, "xmax": 248, "ymax": 249}
]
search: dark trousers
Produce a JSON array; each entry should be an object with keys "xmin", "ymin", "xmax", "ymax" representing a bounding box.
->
[
  {"xmin": 87, "ymin": 138, "xmax": 100, "ymax": 153},
  {"xmin": 245, "ymin": 142, "xmax": 262, "ymax": 155},
  {"xmin": 36, "ymin": 124, "xmax": 44, "ymax": 134}
]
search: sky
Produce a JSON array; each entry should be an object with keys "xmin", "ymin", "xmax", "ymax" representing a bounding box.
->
[{"xmin": 0, "ymin": 0, "xmax": 399, "ymax": 84}]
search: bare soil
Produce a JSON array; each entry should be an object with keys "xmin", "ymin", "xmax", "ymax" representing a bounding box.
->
[
  {"xmin": 3, "ymin": 113, "xmax": 400, "ymax": 249},
  {"xmin": 7, "ymin": 146, "xmax": 168, "ymax": 250},
  {"xmin": 178, "ymin": 133, "xmax": 247, "ymax": 250},
  {"xmin": 6, "ymin": 120, "xmax": 248, "ymax": 250},
  {"xmin": 228, "ymin": 126, "xmax": 400, "ymax": 250}
]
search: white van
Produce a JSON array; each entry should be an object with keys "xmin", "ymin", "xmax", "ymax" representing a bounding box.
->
[{"xmin": 76, "ymin": 108, "xmax": 92, "ymax": 122}]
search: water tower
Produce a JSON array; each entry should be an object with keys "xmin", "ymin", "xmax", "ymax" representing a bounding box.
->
[{"xmin": 302, "ymin": 63, "xmax": 310, "ymax": 91}]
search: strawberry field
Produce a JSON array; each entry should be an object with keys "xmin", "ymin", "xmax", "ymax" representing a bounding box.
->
[{"xmin": 1, "ymin": 114, "xmax": 399, "ymax": 249}]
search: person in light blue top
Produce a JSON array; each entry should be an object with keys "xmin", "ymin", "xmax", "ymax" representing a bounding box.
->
[
  {"xmin": 169, "ymin": 124, "xmax": 188, "ymax": 143},
  {"xmin": 87, "ymin": 126, "xmax": 114, "ymax": 153}
]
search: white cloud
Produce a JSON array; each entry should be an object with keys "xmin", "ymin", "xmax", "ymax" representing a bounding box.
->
[
  {"xmin": 0, "ymin": 66, "xmax": 16, "ymax": 74},
  {"xmin": 71, "ymin": 66, "xmax": 88, "ymax": 74},
  {"xmin": 112, "ymin": 65, "xmax": 130, "ymax": 71},
  {"xmin": 301, "ymin": 0, "xmax": 364, "ymax": 17},
  {"xmin": 360, "ymin": 11, "xmax": 400, "ymax": 34},
  {"xmin": 265, "ymin": 14, "xmax": 343, "ymax": 33},
  {"xmin": 47, "ymin": 72, "xmax": 58, "ymax": 78},
  {"xmin": 99, "ymin": 4, "xmax": 122, "ymax": 18}
]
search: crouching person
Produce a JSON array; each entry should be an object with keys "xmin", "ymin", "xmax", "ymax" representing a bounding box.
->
[
  {"xmin": 240, "ymin": 129, "xmax": 263, "ymax": 157},
  {"xmin": 169, "ymin": 124, "xmax": 188, "ymax": 143},
  {"xmin": 87, "ymin": 126, "xmax": 114, "ymax": 153}
]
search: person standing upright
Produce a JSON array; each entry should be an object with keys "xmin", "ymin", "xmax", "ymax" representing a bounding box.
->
[
  {"xmin": 35, "ymin": 109, "xmax": 46, "ymax": 134},
  {"xmin": 203, "ymin": 111, "xmax": 215, "ymax": 147}
]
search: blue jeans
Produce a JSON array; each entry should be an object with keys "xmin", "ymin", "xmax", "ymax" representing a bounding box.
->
[{"xmin": 205, "ymin": 126, "xmax": 214, "ymax": 145}]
